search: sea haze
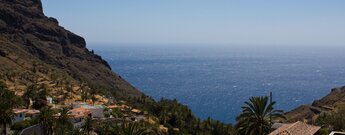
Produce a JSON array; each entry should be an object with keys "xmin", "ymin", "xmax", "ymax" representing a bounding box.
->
[{"xmin": 89, "ymin": 44, "xmax": 345, "ymax": 123}]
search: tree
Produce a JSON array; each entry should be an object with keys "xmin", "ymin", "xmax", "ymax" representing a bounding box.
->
[
  {"xmin": 95, "ymin": 120, "xmax": 157, "ymax": 135},
  {"xmin": 158, "ymin": 109, "xmax": 169, "ymax": 125},
  {"xmin": 111, "ymin": 108, "xmax": 124, "ymax": 118},
  {"xmin": 22, "ymin": 84, "xmax": 37, "ymax": 108},
  {"xmin": 118, "ymin": 121, "xmax": 154, "ymax": 135},
  {"xmin": 83, "ymin": 116, "xmax": 94, "ymax": 135},
  {"xmin": 0, "ymin": 81, "xmax": 21, "ymax": 135},
  {"xmin": 39, "ymin": 107, "xmax": 55, "ymax": 135},
  {"xmin": 80, "ymin": 83, "xmax": 90, "ymax": 102},
  {"xmin": 55, "ymin": 108, "xmax": 73, "ymax": 135},
  {"xmin": 315, "ymin": 106, "xmax": 345, "ymax": 132},
  {"xmin": 32, "ymin": 84, "xmax": 49, "ymax": 109},
  {"xmin": 95, "ymin": 121, "xmax": 115, "ymax": 135},
  {"xmin": 66, "ymin": 84, "xmax": 74, "ymax": 99},
  {"xmin": 236, "ymin": 96, "xmax": 285, "ymax": 135}
]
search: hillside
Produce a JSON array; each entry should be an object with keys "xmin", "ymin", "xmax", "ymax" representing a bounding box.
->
[
  {"xmin": 285, "ymin": 86, "xmax": 345, "ymax": 122},
  {"xmin": 0, "ymin": 0, "xmax": 142, "ymax": 103}
]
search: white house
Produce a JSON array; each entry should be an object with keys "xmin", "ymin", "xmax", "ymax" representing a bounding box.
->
[
  {"xmin": 329, "ymin": 131, "xmax": 345, "ymax": 135},
  {"xmin": 12, "ymin": 109, "xmax": 28, "ymax": 123},
  {"xmin": 46, "ymin": 96, "xmax": 53, "ymax": 104}
]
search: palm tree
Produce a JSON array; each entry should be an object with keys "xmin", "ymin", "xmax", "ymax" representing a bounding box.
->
[
  {"xmin": 66, "ymin": 84, "xmax": 74, "ymax": 99},
  {"xmin": 23, "ymin": 84, "xmax": 37, "ymax": 108},
  {"xmin": 83, "ymin": 116, "xmax": 94, "ymax": 135},
  {"xmin": 235, "ymin": 96, "xmax": 285, "ymax": 135},
  {"xmin": 95, "ymin": 121, "xmax": 114, "ymax": 135},
  {"xmin": 80, "ymin": 83, "xmax": 91, "ymax": 102},
  {"xmin": 0, "ymin": 81, "xmax": 21, "ymax": 135},
  {"xmin": 39, "ymin": 107, "xmax": 55, "ymax": 135},
  {"xmin": 95, "ymin": 120, "xmax": 163, "ymax": 135},
  {"xmin": 158, "ymin": 109, "xmax": 169, "ymax": 125},
  {"xmin": 55, "ymin": 108, "xmax": 73, "ymax": 135},
  {"xmin": 118, "ymin": 121, "xmax": 153, "ymax": 135},
  {"xmin": 35, "ymin": 84, "xmax": 50, "ymax": 109}
]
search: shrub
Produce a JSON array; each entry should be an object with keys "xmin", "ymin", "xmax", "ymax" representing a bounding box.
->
[
  {"xmin": 11, "ymin": 118, "xmax": 39, "ymax": 131},
  {"xmin": 315, "ymin": 107, "xmax": 345, "ymax": 132}
]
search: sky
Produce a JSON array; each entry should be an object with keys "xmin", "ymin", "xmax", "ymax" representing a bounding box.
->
[{"xmin": 41, "ymin": 0, "xmax": 345, "ymax": 46}]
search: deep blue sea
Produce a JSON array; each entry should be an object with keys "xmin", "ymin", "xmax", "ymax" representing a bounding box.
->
[{"xmin": 89, "ymin": 45, "xmax": 345, "ymax": 123}]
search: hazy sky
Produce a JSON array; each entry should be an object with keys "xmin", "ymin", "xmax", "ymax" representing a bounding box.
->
[{"xmin": 41, "ymin": 0, "xmax": 345, "ymax": 46}]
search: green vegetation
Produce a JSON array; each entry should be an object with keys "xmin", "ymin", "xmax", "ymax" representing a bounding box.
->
[
  {"xmin": 315, "ymin": 106, "xmax": 345, "ymax": 133},
  {"xmin": 39, "ymin": 107, "xmax": 55, "ymax": 135},
  {"xmin": 126, "ymin": 96, "xmax": 237, "ymax": 135},
  {"xmin": 127, "ymin": 95, "xmax": 285, "ymax": 135},
  {"xmin": 23, "ymin": 83, "xmax": 49, "ymax": 109},
  {"xmin": 0, "ymin": 81, "xmax": 22, "ymax": 135},
  {"xmin": 11, "ymin": 118, "xmax": 39, "ymax": 131},
  {"xmin": 83, "ymin": 116, "xmax": 94, "ymax": 135},
  {"xmin": 55, "ymin": 108, "xmax": 74, "ymax": 135},
  {"xmin": 113, "ymin": 121, "xmax": 157, "ymax": 135},
  {"xmin": 235, "ymin": 96, "xmax": 285, "ymax": 135},
  {"xmin": 95, "ymin": 120, "xmax": 161, "ymax": 135},
  {"xmin": 0, "ymin": 78, "xmax": 288, "ymax": 135}
]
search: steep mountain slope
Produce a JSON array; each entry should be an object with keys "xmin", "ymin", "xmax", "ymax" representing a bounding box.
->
[
  {"xmin": 285, "ymin": 86, "xmax": 345, "ymax": 122},
  {"xmin": 0, "ymin": 0, "xmax": 142, "ymax": 102}
]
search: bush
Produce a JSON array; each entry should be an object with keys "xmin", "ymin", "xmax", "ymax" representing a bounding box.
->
[
  {"xmin": 315, "ymin": 107, "xmax": 345, "ymax": 132},
  {"xmin": 11, "ymin": 118, "xmax": 39, "ymax": 131}
]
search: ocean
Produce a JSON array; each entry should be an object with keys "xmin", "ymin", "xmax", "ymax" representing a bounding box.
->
[{"xmin": 89, "ymin": 44, "xmax": 345, "ymax": 123}]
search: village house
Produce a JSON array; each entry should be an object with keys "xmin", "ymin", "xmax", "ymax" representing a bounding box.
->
[
  {"xmin": 46, "ymin": 96, "xmax": 53, "ymax": 104},
  {"xmin": 107, "ymin": 104, "xmax": 120, "ymax": 109},
  {"xmin": 12, "ymin": 109, "xmax": 28, "ymax": 123},
  {"xmin": 11, "ymin": 108, "xmax": 41, "ymax": 124},
  {"xmin": 0, "ymin": 108, "xmax": 37, "ymax": 134},
  {"xmin": 173, "ymin": 128, "xmax": 180, "ymax": 132},
  {"xmin": 329, "ymin": 131, "xmax": 345, "ymax": 135},
  {"xmin": 82, "ymin": 105, "xmax": 105, "ymax": 118},
  {"xmin": 68, "ymin": 107, "xmax": 91, "ymax": 128},
  {"xmin": 107, "ymin": 104, "xmax": 131, "ymax": 113},
  {"xmin": 269, "ymin": 121, "xmax": 321, "ymax": 135},
  {"xmin": 131, "ymin": 108, "xmax": 142, "ymax": 114},
  {"xmin": 26, "ymin": 109, "xmax": 40, "ymax": 119},
  {"xmin": 159, "ymin": 125, "xmax": 168, "ymax": 134},
  {"xmin": 72, "ymin": 102, "xmax": 106, "ymax": 118}
]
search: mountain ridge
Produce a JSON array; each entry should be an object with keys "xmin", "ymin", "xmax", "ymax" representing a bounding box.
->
[
  {"xmin": 0, "ymin": 0, "xmax": 142, "ymax": 102},
  {"xmin": 285, "ymin": 86, "xmax": 345, "ymax": 122}
]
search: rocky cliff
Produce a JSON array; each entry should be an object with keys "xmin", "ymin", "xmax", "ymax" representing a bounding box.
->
[
  {"xmin": 285, "ymin": 86, "xmax": 345, "ymax": 122},
  {"xmin": 0, "ymin": 0, "xmax": 142, "ymax": 102}
]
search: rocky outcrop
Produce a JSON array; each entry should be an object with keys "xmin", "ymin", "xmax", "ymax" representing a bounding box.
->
[
  {"xmin": 0, "ymin": 0, "xmax": 142, "ymax": 98},
  {"xmin": 285, "ymin": 86, "xmax": 345, "ymax": 122}
]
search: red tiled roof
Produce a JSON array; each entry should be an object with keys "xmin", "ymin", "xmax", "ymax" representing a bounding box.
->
[
  {"xmin": 269, "ymin": 121, "xmax": 321, "ymax": 135},
  {"xmin": 107, "ymin": 105, "xmax": 120, "ymax": 109},
  {"xmin": 68, "ymin": 107, "xmax": 91, "ymax": 118},
  {"xmin": 131, "ymin": 109, "xmax": 141, "ymax": 113},
  {"xmin": 13, "ymin": 109, "xmax": 28, "ymax": 114},
  {"xmin": 26, "ymin": 109, "xmax": 40, "ymax": 115}
]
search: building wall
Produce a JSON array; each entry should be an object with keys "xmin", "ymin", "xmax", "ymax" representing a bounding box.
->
[
  {"xmin": 13, "ymin": 113, "xmax": 26, "ymax": 123},
  {"xmin": 70, "ymin": 118, "xmax": 85, "ymax": 129},
  {"xmin": 89, "ymin": 108, "xmax": 104, "ymax": 118}
]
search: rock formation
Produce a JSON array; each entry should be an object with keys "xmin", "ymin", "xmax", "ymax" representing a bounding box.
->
[{"xmin": 0, "ymin": 0, "xmax": 142, "ymax": 101}]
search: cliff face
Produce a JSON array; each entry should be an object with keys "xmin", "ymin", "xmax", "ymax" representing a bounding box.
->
[
  {"xmin": 0, "ymin": 0, "xmax": 142, "ymax": 100},
  {"xmin": 285, "ymin": 86, "xmax": 345, "ymax": 122}
]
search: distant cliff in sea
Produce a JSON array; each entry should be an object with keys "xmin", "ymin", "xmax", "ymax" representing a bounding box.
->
[{"xmin": 0, "ymin": 0, "xmax": 142, "ymax": 102}]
